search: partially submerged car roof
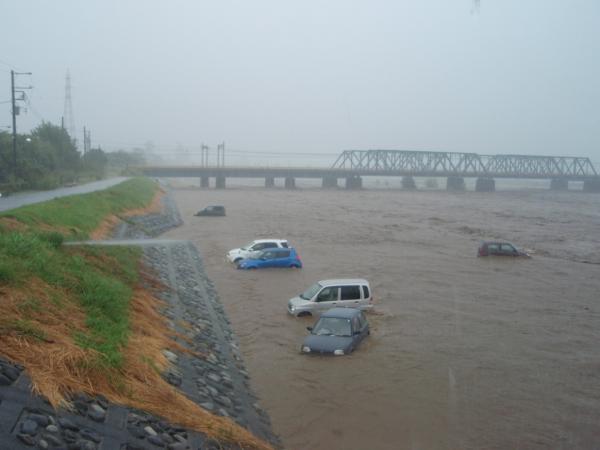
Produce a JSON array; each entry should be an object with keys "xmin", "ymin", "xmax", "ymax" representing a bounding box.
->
[
  {"xmin": 252, "ymin": 238, "xmax": 288, "ymax": 243},
  {"xmin": 321, "ymin": 307, "xmax": 363, "ymax": 319},
  {"xmin": 318, "ymin": 278, "xmax": 369, "ymax": 287},
  {"xmin": 480, "ymin": 240, "xmax": 516, "ymax": 246}
]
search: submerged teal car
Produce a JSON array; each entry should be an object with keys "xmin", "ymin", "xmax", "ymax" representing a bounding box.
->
[
  {"xmin": 301, "ymin": 308, "xmax": 370, "ymax": 356},
  {"xmin": 237, "ymin": 247, "xmax": 302, "ymax": 269}
]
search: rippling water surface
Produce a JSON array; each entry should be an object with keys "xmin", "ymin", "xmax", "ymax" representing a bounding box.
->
[{"xmin": 163, "ymin": 185, "xmax": 600, "ymax": 450}]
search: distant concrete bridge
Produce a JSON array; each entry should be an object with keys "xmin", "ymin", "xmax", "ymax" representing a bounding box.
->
[{"xmin": 141, "ymin": 150, "xmax": 600, "ymax": 192}]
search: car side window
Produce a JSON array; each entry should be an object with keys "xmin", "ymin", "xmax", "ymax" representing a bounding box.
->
[
  {"xmin": 501, "ymin": 244, "xmax": 516, "ymax": 253},
  {"xmin": 264, "ymin": 242, "xmax": 277, "ymax": 249},
  {"xmin": 362, "ymin": 285, "xmax": 370, "ymax": 299},
  {"xmin": 278, "ymin": 250, "xmax": 290, "ymax": 258},
  {"xmin": 488, "ymin": 243, "xmax": 500, "ymax": 254},
  {"xmin": 316, "ymin": 287, "xmax": 337, "ymax": 302},
  {"xmin": 352, "ymin": 316, "xmax": 360, "ymax": 333},
  {"xmin": 251, "ymin": 243, "xmax": 263, "ymax": 251},
  {"xmin": 262, "ymin": 251, "xmax": 274, "ymax": 259},
  {"xmin": 357, "ymin": 312, "xmax": 366, "ymax": 328},
  {"xmin": 341, "ymin": 286, "xmax": 361, "ymax": 300},
  {"xmin": 281, "ymin": 242, "xmax": 289, "ymax": 248}
]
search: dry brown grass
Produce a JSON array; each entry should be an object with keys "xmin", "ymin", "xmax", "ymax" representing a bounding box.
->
[
  {"xmin": 89, "ymin": 188, "xmax": 166, "ymax": 240},
  {"xmin": 0, "ymin": 279, "xmax": 93, "ymax": 404},
  {"xmin": 0, "ymin": 276, "xmax": 273, "ymax": 450},
  {"xmin": 122, "ymin": 188, "xmax": 165, "ymax": 217},
  {"xmin": 0, "ymin": 217, "xmax": 29, "ymax": 232},
  {"xmin": 89, "ymin": 215, "xmax": 122, "ymax": 240}
]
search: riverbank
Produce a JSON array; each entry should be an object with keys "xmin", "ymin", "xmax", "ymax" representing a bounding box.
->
[{"xmin": 0, "ymin": 182, "xmax": 279, "ymax": 449}]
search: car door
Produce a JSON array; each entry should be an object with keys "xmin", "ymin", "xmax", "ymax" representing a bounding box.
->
[
  {"xmin": 350, "ymin": 316, "xmax": 361, "ymax": 348},
  {"xmin": 259, "ymin": 250, "xmax": 276, "ymax": 267},
  {"xmin": 357, "ymin": 312, "xmax": 369, "ymax": 342},
  {"xmin": 339, "ymin": 285, "xmax": 363, "ymax": 309},
  {"xmin": 275, "ymin": 249, "xmax": 291, "ymax": 267},
  {"xmin": 314, "ymin": 286, "xmax": 339, "ymax": 311}
]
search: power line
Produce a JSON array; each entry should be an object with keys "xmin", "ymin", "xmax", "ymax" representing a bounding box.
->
[
  {"xmin": 0, "ymin": 58, "xmax": 22, "ymax": 71},
  {"xmin": 24, "ymin": 96, "xmax": 47, "ymax": 122}
]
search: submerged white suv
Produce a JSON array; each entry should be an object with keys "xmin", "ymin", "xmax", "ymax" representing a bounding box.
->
[
  {"xmin": 226, "ymin": 239, "xmax": 289, "ymax": 263},
  {"xmin": 288, "ymin": 279, "xmax": 373, "ymax": 317}
]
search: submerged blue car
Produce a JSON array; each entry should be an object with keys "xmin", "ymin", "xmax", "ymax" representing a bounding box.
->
[
  {"xmin": 237, "ymin": 247, "xmax": 302, "ymax": 269},
  {"xmin": 301, "ymin": 308, "xmax": 370, "ymax": 356}
]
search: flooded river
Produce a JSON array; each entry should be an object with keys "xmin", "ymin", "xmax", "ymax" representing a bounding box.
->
[{"xmin": 163, "ymin": 185, "xmax": 600, "ymax": 450}]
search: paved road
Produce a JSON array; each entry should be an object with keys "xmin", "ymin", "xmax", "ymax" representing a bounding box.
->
[
  {"xmin": 0, "ymin": 178, "xmax": 129, "ymax": 212},
  {"xmin": 65, "ymin": 239, "xmax": 189, "ymax": 247}
]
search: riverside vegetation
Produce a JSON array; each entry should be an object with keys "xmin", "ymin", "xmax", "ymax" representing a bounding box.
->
[{"xmin": 0, "ymin": 177, "xmax": 272, "ymax": 450}]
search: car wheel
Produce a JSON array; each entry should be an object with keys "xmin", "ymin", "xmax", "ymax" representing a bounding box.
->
[
  {"xmin": 297, "ymin": 311, "xmax": 311, "ymax": 317},
  {"xmin": 234, "ymin": 258, "xmax": 242, "ymax": 263}
]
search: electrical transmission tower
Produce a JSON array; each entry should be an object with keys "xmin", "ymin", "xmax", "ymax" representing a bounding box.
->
[{"xmin": 63, "ymin": 70, "xmax": 76, "ymax": 144}]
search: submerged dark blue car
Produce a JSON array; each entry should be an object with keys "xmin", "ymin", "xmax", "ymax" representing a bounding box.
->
[
  {"xmin": 301, "ymin": 308, "xmax": 369, "ymax": 356},
  {"xmin": 237, "ymin": 247, "xmax": 302, "ymax": 269}
]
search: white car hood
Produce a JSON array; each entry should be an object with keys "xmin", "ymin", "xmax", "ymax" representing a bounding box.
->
[{"xmin": 289, "ymin": 296, "xmax": 311, "ymax": 308}]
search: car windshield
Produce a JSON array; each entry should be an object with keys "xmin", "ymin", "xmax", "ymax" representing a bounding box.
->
[
  {"xmin": 300, "ymin": 282, "xmax": 322, "ymax": 300},
  {"xmin": 240, "ymin": 241, "xmax": 255, "ymax": 251},
  {"xmin": 312, "ymin": 317, "xmax": 352, "ymax": 337}
]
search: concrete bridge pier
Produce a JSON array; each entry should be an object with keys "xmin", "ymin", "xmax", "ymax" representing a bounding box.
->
[
  {"xmin": 446, "ymin": 176, "xmax": 465, "ymax": 191},
  {"xmin": 584, "ymin": 178, "xmax": 600, "ymax": 192},
  {"xmin": 265, "ymin": 176, "xmax": 275, "ymax": 188},
  {"xmin": 200, "ymin": 176, "xmax": 209, "ymax": 188},
  {"xmin": 215, "ymin": 175, "xmax": 226, "ymax": 189},
  {"xmin": 322, "ymin": 176, "xmax": 338, "ymax": 188},
  {"xmin": 401, "ymin": 176, "xmax": 416, "ymax": 190},
  {"xmin": 475, "ymin": 177, "xmax": 495, "ymax": 192},
  {"xmin": 284, "ymin": 177, "xmax": 296, "ymax": 189},
  {"xmin": 345, "ymin": 175, "xmax": 362, "ymax": 189},
  {"xmin": 550, "ymin": 178, "xmax": 568, "ymax": 191}
]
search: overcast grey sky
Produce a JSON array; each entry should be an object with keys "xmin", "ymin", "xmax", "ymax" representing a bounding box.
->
[{"xmin": 1, "ymin": 1, "xmax": 599, "ymax": 165}]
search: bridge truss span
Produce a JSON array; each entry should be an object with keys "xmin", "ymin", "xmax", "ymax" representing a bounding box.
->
[{"xmin": 331, "ymin": 150, "xmax": 598, "ymax": 179}]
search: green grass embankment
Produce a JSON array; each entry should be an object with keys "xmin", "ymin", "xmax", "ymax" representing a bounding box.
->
[
  {"xmin": 0, "ymin": 177, "xmax": 158, "ymax": 368},
  {"xmin": 5, "ymin": 177, "xmax": 157, "ymax": 240}
]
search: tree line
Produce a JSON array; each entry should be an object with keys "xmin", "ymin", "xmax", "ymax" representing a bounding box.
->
[{"xmin": 0, "ymin": 122, "xmax": 145, "ymax": 193}]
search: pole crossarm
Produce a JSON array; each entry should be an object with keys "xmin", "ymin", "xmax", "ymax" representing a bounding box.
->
[{"xmin": 331, "ymin": 150, "xmax": 598, "ymax": 179}]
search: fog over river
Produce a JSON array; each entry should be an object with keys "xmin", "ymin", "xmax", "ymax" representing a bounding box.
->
[{"xmin": 163, "ymin": 184, "xmax": 600, "ymax": 450}]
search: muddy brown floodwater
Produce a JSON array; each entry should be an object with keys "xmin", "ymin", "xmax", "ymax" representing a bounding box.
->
[{"xmin": 163, "ymin": 185, "xmax": 600, "ymax": 450}]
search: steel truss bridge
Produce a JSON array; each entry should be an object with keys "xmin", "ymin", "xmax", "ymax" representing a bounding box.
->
[
  {"xmin": 141, "ymin": 149, "xmax": 600, "ymax": 191},
  {"xmin": 331, "ymin": 150, "xmax": 598, "ymax": 179}
]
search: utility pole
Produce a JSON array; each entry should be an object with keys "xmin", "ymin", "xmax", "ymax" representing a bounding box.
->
[
  {"xmin": 83, "ymin": 127, "xmax": 91, "ymax": 154},
  {"xmin": 11, "ymin": 70, "xmax": 32, "ymax": 173},
  {"xmin": 217, "ymin": 142, "xmax": 225, "ymax": 167},
  {"xmin": 11, "ymin": 71, "xmax": 16, "ymax": 170}
]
